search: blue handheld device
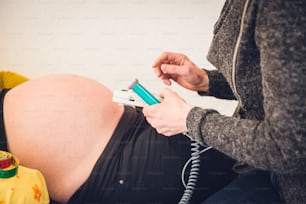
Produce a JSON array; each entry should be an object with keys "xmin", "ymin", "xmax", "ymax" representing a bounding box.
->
[{"xmin": 128, "ymin": 79, "xmax": 160, "ymax": 105}]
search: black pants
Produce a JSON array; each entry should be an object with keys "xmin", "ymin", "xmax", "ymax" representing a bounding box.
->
[
  {"xmin": 68, "ymin": 106, "xmax": 237, "ymax": 204},
  {"xmin": 202, "ymin": 170, "xmax": 284, "ymax": 204}
]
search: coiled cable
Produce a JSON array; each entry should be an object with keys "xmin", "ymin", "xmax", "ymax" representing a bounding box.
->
[{"xmin": 179, "ymin": 133, "xmax": 212, "ymax": 204}]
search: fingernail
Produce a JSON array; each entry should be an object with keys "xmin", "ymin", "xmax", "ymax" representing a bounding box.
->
[{"xmin": 161, "ymin": 65, "xmax": 167, "ymax": 73}]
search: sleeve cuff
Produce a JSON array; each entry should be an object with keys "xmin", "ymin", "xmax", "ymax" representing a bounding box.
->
[
  {"xmin": 198, "ymin": 70, "xmax": 236, "ymax": 100},
  {"xmin": 186, "ymin": 106, "xmax": 217, "ymax": 146}
]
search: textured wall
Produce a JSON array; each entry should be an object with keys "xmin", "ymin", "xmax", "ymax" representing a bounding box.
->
[{"xmin": 0, "ymin": 0, "xmax": 237, "ymax": 115}]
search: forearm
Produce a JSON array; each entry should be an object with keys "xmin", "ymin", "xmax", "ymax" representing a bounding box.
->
[{"xmin": 186, "ymin": 107, "xmax": 306, "ymax": 174}]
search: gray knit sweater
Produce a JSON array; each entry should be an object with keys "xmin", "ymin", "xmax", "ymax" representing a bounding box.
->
[{"xmin": 186, "ymin": 0, "xmax": 306, "ymax": 203}]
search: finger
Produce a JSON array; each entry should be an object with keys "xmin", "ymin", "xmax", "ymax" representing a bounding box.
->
[
  {"xmin": 152, "ymin": 66, "xmax": 172, "ymax": 86},
  {"xmin": 160, "ymin": 88, "xmax": 185, "ymax": 103},
  {"xmin": 152, "ymin": 66, "xmax": 163, "ymax": 78},
  {"xmin": 152, "ymin": 52, "xmax": 172, "ymax": 68},
  {"xmin": 142, "ymin": 106, "xmax": 149, "ymax": 117},
  {"xmin": 152, "ymin": 51, "xmax": 183, "ymax": 68},
  {"xmin": 159, "ymin": 64, "xmax": 181, "ymax": 85},
  {"xmin": 160, "ymin": 64, "xmax": 183, "ymax": 76},
  {"xmin": 142, "ymin": 104, "xmax": 159, "ymax": 117},
  {"xmin": 161, "ymin": 75, "xmax": 172, "ymax": 86},
  {"xmin": 159, "ymin": 88, "xmax": 175, "ymax": 98}
]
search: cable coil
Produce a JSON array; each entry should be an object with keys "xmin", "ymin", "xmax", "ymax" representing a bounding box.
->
[
  {"xmin": 179, "ymin": 140, "xmax": 201, "ymax": 204},
  {"xmin": 179, "ymin": 133, "xmax": 212, "ymax": 204}
]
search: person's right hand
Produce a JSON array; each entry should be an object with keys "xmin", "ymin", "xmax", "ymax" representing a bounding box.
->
[{"xmin": 152, "ymin": 51, "xmax": 209, "ymax": 92}]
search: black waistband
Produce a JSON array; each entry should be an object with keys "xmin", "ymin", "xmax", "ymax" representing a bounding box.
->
[{"xmin": 0, "ymin": 88, "xmax": 10, "ymax": 151}]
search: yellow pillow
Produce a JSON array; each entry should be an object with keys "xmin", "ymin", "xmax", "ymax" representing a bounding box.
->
[
  {"xmin": 0, "ymin": 165, "xmax": 50, "ymax": 204},
  {"xmin": 0, "ymin": 71, "xmax": 28, "ymax": 90}
]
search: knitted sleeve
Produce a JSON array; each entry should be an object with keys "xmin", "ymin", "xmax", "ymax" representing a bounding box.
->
[
  {"xmin": 198, "ymin": 69, "xmax": 236, "ymax": 100},
  {"xmin": 187, "ymin": 0, "xmax": 306, "ymax": 174}
]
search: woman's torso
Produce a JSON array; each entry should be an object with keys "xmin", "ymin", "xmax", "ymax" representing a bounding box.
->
[{"xmin": 3, "ymin": 74, "xmax": 124, "ymax": 203}]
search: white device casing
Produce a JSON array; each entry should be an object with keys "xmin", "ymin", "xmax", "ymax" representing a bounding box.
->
[{"xmin": 113, "ymin": 89, "xmax": 148, "ymax": 107}]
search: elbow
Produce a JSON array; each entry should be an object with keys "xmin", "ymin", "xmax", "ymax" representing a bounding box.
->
[
  {"xmin": 267, "ymin": 150, "xmax": 306, "ymax": 174},
  {"xmin": 275, "ymin": 157, "xmax": 306, "ymax": 174},
  {"xmin": 261, "ymin": 125, "xmax": 306, "ymax": 174}
]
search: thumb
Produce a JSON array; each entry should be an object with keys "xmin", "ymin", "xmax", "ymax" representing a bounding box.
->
[
  {"xmin": 159, "ymin": 88, "xmax": 178, "ymax": 99},
  {"xmin": 161, "ymin": 64, "xmax": 183, "ymax": 76}
]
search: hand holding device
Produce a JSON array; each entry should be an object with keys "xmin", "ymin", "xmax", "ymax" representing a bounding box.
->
[{"xmin": 113, "ymin": 78, "xmax": 208, "ymax": 204}]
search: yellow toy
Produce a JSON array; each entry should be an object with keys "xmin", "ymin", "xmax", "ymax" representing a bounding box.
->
[
  {"xmin": 0, "ymin": 70, "xmax": 29, "ymax": 90},
  {"xmin": 0, "ymin": 151, "xmax": 49, "ymax": 204}
]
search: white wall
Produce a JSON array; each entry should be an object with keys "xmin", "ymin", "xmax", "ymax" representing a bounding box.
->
[{"xmin": 0, "ymin": 0, "xmax": 237, "ymax": 115}]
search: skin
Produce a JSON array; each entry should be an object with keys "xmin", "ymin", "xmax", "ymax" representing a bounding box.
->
[
  {"xmin": 143, "ymin": 51, "xmax": 209, "ymax": 136},
  {"xmin": 4, "ymin": 74, "xmax": 124, "ymax": 203}
]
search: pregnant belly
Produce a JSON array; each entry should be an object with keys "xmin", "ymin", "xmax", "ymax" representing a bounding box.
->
[{"xmin": 3, "ymin": 74, "xmax": 124, "ymax": 202}]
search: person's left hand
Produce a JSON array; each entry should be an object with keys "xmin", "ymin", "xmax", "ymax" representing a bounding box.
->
[{"xmin": 142, "ymin": 88, "xmax": 193, "ymax": 136}]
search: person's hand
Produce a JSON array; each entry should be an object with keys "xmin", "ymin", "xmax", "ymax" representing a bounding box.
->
[
  {"xmin": 152, "ymin": 51, "xmax": 209, "ymax": 92},
  {"xmin": 142, "ymin": 88, "xmax": 193, "ymax": 136}
]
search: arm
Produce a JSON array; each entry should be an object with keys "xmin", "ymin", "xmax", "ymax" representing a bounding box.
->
[{"xmin": 187, "ymin": 0, "xmax": 306, "ymax": 174}]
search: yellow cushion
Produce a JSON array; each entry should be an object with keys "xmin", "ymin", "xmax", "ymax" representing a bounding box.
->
[
  {"xmin": 0, "ymin": 71, "xmax": 28, "ymax": 90},
  {"xmin": 0, "ymin": 165, "xmax": 50, "ymax": 204}
]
